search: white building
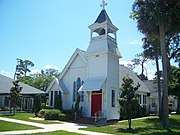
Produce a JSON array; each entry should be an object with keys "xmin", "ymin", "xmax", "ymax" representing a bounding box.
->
[
  {"xmin": 143, "ymin": 80, "xmax": 178, "ymax": 114},
  {"xmin": 46, "ymin": 2, "xmax": 150, "ymax": 120},
  {"xmin": 0, "ymin": 74, "xmax": 45, "ymax": 112}
]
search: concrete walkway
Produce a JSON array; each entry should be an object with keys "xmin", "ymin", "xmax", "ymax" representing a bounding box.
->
[{"xmin": 0, "ymin": 117, "xmax": 112, "ymax": 135}]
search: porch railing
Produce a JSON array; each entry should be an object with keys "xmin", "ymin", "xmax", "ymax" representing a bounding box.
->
[{"xmin": 94, "ymin": 110, "xmax": 103, "ymax": 123}]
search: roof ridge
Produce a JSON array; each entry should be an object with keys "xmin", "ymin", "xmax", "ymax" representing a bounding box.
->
[{"xmin": 94, "ymin": 9, "xmax": 112, "ymax": 24}]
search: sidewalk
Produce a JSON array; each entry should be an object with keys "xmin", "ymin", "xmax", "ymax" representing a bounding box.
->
[
  {"xmin": 0, "ymin": 117, "xmax": 112, "ymax": 135},
  {"xmin": 118, "ymin": 116, "xmax": 150, "ymax": 123}
]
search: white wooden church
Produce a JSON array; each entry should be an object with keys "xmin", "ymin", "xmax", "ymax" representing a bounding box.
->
[{"xmin": 46, "ymin": 1, "xmax": 150, "ymax": 120}]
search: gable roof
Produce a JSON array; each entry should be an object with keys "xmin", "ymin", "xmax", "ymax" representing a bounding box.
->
[
  {"xmin": 94, "ymin": 9, "xmax": 112, "ymax": 24},
  {"xmin": 46, "ymin": 48, "xmax": 87, "ymax": 94},
  {"xmin": 0, "ymin": 74, "xmax": 45, "ymax": 95},
  {"xmin": 143, "ymin": 80, "xmax": 159, "ymax": 98},
  {"xmin": 46, "ymin": 78, "xmax": 68, "ymax": 94},
  {"xmin": 119, "ymin": 65, "xmax": 150, "ymax": 93},
  {"xmin": 58, "ymin": 48, "xmax": 87, "ymax": 80}
]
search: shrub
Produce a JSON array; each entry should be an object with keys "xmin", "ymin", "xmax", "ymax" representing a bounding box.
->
[
  {"xmin": 41, "ymin": 103, "xmax": 46, "ymax": 109},
  {"xmin": 3, "ymin": 107, "xmax": 10, "ymax": 111},
  {"xmin": 39, "ymin": 109, "xmax": 73, "ymax": 121},
  {"xmin": 120, "ymin": 104, "xmax": 147, "ymax": 120},
  {"xmin": 63, "ymin": 109, "xmax": 72, "ymax": 115},
  {"xmin": 44, "ymin": 109, "xmax": 60, "ymax": 120},
  {"xmin": 58, "ymin": 113, "xmax": 70, "ymax": 121},
  {"xmin": 63, "ymin": 109, "xmax": 73, "ymax": 121},
  {"xmin": 39, "ymin": 109, "xmax": 46, "ymax": 118},
  {"xmin": 136, "ymin": 104, "xmax": 142, "ymax": 117},
  {"xmin": 54, "ymin": 93, "xmax": 62, "ymax": 110},
  {"xmin": 34, "ymin": 94, "xmax": 42, "ymax": 117},
  {"xmin": 16, "ymin": 107, "xmax": 21, "ymax": 111},
  {"xmin": 141, "ymin": 105, "xmax": 147, "ymax": 116},
  {"xmin": 45, "ymin": 106, "xmax": 53, "ymax": 109},
  {"xmin": 0, "ymin": 107, "xmax": 2, "ymax": 111}
]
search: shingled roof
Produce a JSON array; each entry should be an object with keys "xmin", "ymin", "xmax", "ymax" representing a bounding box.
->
[
  {"xmin": 0, "ymin": 74, "xmax": 45, "ymax": 95},
  {"xmin": 94, "ymin": 9, "xmax": 112, "ymax": 24}
]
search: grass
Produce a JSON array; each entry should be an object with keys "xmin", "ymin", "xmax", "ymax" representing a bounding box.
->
[
  {"xmin": 82, "ymin": 114, "xmax": 180, "ymax": 135},
  {"xmin": 0, "ymin": 120, "xmax": 39, "ymax": 132},
  {"xmin": 24, "ymin": 130, "xmax": 82, "ymax": 135},
  {"xmin": 0, "ymin": 113, "xmax": 62, "ymax": 124}
]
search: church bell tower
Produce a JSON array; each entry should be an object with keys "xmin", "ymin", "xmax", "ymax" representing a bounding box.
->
[
  {"xmin": 86, "ymin": 1, "xmax": 121, "ymax": 58},
  {"xmin": 85, "ymin": 0, "xmax": 121, "ymax": 120}
]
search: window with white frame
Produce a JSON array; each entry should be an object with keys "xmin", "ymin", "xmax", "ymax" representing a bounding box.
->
[
  {"xmin": 138, "ymin": 94, "xmax": 141, "ymax": 104},
  {"xmin": 143, "ymin": 95, "xmax": 147, "ymax": 104},
  {"xmin": 50, "ymin": 91, "xmax": 53, "ymax": 106},
  {"xmin": 112, "ymin": 90, "xmax": 115, "ymax": 107},
  {"xmin": 73, "ymin": 77, "xmax": 84, "ymax": 102}
]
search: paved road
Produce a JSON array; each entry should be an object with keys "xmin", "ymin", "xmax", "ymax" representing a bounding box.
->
[{"xmin": 0, "ymin": 117, "xmax": 112, "ymax": 135}]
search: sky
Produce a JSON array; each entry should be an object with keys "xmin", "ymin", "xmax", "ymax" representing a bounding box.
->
[{"xmin": 0, "ymin": 0, "xmax": 157, "ymax": 79}]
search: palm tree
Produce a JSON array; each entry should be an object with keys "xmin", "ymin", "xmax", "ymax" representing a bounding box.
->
[
  {"xmin": 15, "ymin": 58, "xmax": 34, "ymax": 78},
  {"xmin": 131, "ymin": 0, "xmax": 180, "ymax": 129}
]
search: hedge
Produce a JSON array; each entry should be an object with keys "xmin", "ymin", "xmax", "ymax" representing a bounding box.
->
[
  {"xmin": 39, "ymin": 109, "xmax": 71, "ymax": 121},
  {"xmin": 44, "ymin": 109, "xmax": 60, "ymax": 120}
]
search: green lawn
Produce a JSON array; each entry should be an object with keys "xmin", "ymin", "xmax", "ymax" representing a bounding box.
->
[
  {"xmin": 82, "ymin": 114, "xmax": 180, "ymax": 135},
  {"xmin": 0, "ymin": 113, "xmax": 62, "ymax": 124},
  {"xmin": 24, "ymin": 130, "xmax": 82, "ymax": 135},
  {"xmin": 0, "ymin": 120, "xmax": 39, "ymax": 132}
]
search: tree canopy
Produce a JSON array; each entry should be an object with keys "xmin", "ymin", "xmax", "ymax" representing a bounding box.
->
[
  {"xmin": 118, "ymin": 75, "xmax": 140, "ymax": 129},
  {"xmin": 10, "ymin": 80, "xmax": 22, "ymax": 115},
  {"xmin": 131, "ymin": 53, "xmax": 148, "ymax": 80},
  {"xmin": 131, "ymin": 0, "xmax": 180, "ymax": 129},
  {"xmin": 14, "ymin": 58, "xmax": 60, "ymax": 91},
  {"xmin": 15, "ymin": 58, "xmax": 34, "ymax": 78},
  {"xmin": 168, "ymin": 66, "xmax": 180, "ymax": 113}
]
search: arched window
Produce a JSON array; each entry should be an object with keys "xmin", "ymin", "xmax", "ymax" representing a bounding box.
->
[
  {"xmin": 73, "ymin": 78, "xmax": 84, "ymax": 102},
  {"xmin": 73, "ymin": 81, "xmax": 76, "ymax": 101},
  {"xmin": 81, "ymin": 81, "xmax": 84, "ymax": 102},
  {"xmin": 76, "ymin": 78, "xmax": 81, "ymax": 90}
]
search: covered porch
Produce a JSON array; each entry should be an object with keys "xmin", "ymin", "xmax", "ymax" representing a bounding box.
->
[{"xmin": 79, "ymin": 77, "xmax": 107, "ymax": 119}]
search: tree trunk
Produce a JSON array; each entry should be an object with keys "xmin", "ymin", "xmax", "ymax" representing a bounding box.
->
[
  {"xmin": 13, "ymin": 106, "xmax": 15, "ymax": 115},
  {"xmin": 159, "ymin": 22, "xmax": 169, "ymax": 129},
  {"xmin": 9, "ymin": 101, "xmax": 12, "ymax": 114},
  {"xmin": 141, "ymin": 63, "xmax": 144, "ymax": 79},
  {"xmin": 154, "ymin": 48, "xmax": 162, "ymax": 118},
  {"xmin": 176, "ymin": 97, "xmax": 180, "ymax": 114},
  {"xmin": 128, "ymin": 119, "xmax": 132, "ymax": 129}
]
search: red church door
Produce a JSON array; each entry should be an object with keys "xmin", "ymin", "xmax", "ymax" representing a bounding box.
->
[{"xmin": 91, "ymin": 94, "xmax": 102, "ymax": 116}]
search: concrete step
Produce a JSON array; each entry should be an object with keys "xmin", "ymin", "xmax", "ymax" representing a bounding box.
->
[{"xmin": 77, "ymin": 117, "xmax": 95, "ymax": 124}]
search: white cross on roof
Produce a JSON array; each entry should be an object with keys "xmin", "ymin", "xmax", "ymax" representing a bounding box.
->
[{"xmin": 100, "ymin": 0, "xmax": 107, "ymax": 10}]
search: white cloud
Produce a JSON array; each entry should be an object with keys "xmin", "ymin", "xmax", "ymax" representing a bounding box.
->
[
  {"xmin": 147, "ymin": 73, "xmax": 155, "ymax": 80},
  {"xmin": 43, "ymin": 65, "xmax": 58, "ymax": 70},
  {"xmin": 119, "ymin": 60, "xmax": 156, "ymax": 80},
  {"xmin": 43, "ymin": 65, "xmax": 53, "ymax": 69},
  {"xmin": 43, "ymin": 65, "xmax": 59, "ymax": 70},
  {"xmin": 0, "ymin": 70, "xmax": 14, "ymax": 78},
  {"xmin": 147, "ymin": 69, "xmax": 156, "ymax": 73},
  {"xmin": 119, "ymin": 60, "xmax": 133, "ymax": 67},
  {"xmin": 31, "ymin": 69, "xmax": 41, "ymax": 74},
  {"xmin": 127, "ymin": 40, "xmax": 143, "ymax": 46},
  {"xmin": 133, "ymin": 66, "xmax": 142, "ymax": 72},
  {"xmin": 30, "ymin": 65, "xmax": 59, "ymax": 75}
]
